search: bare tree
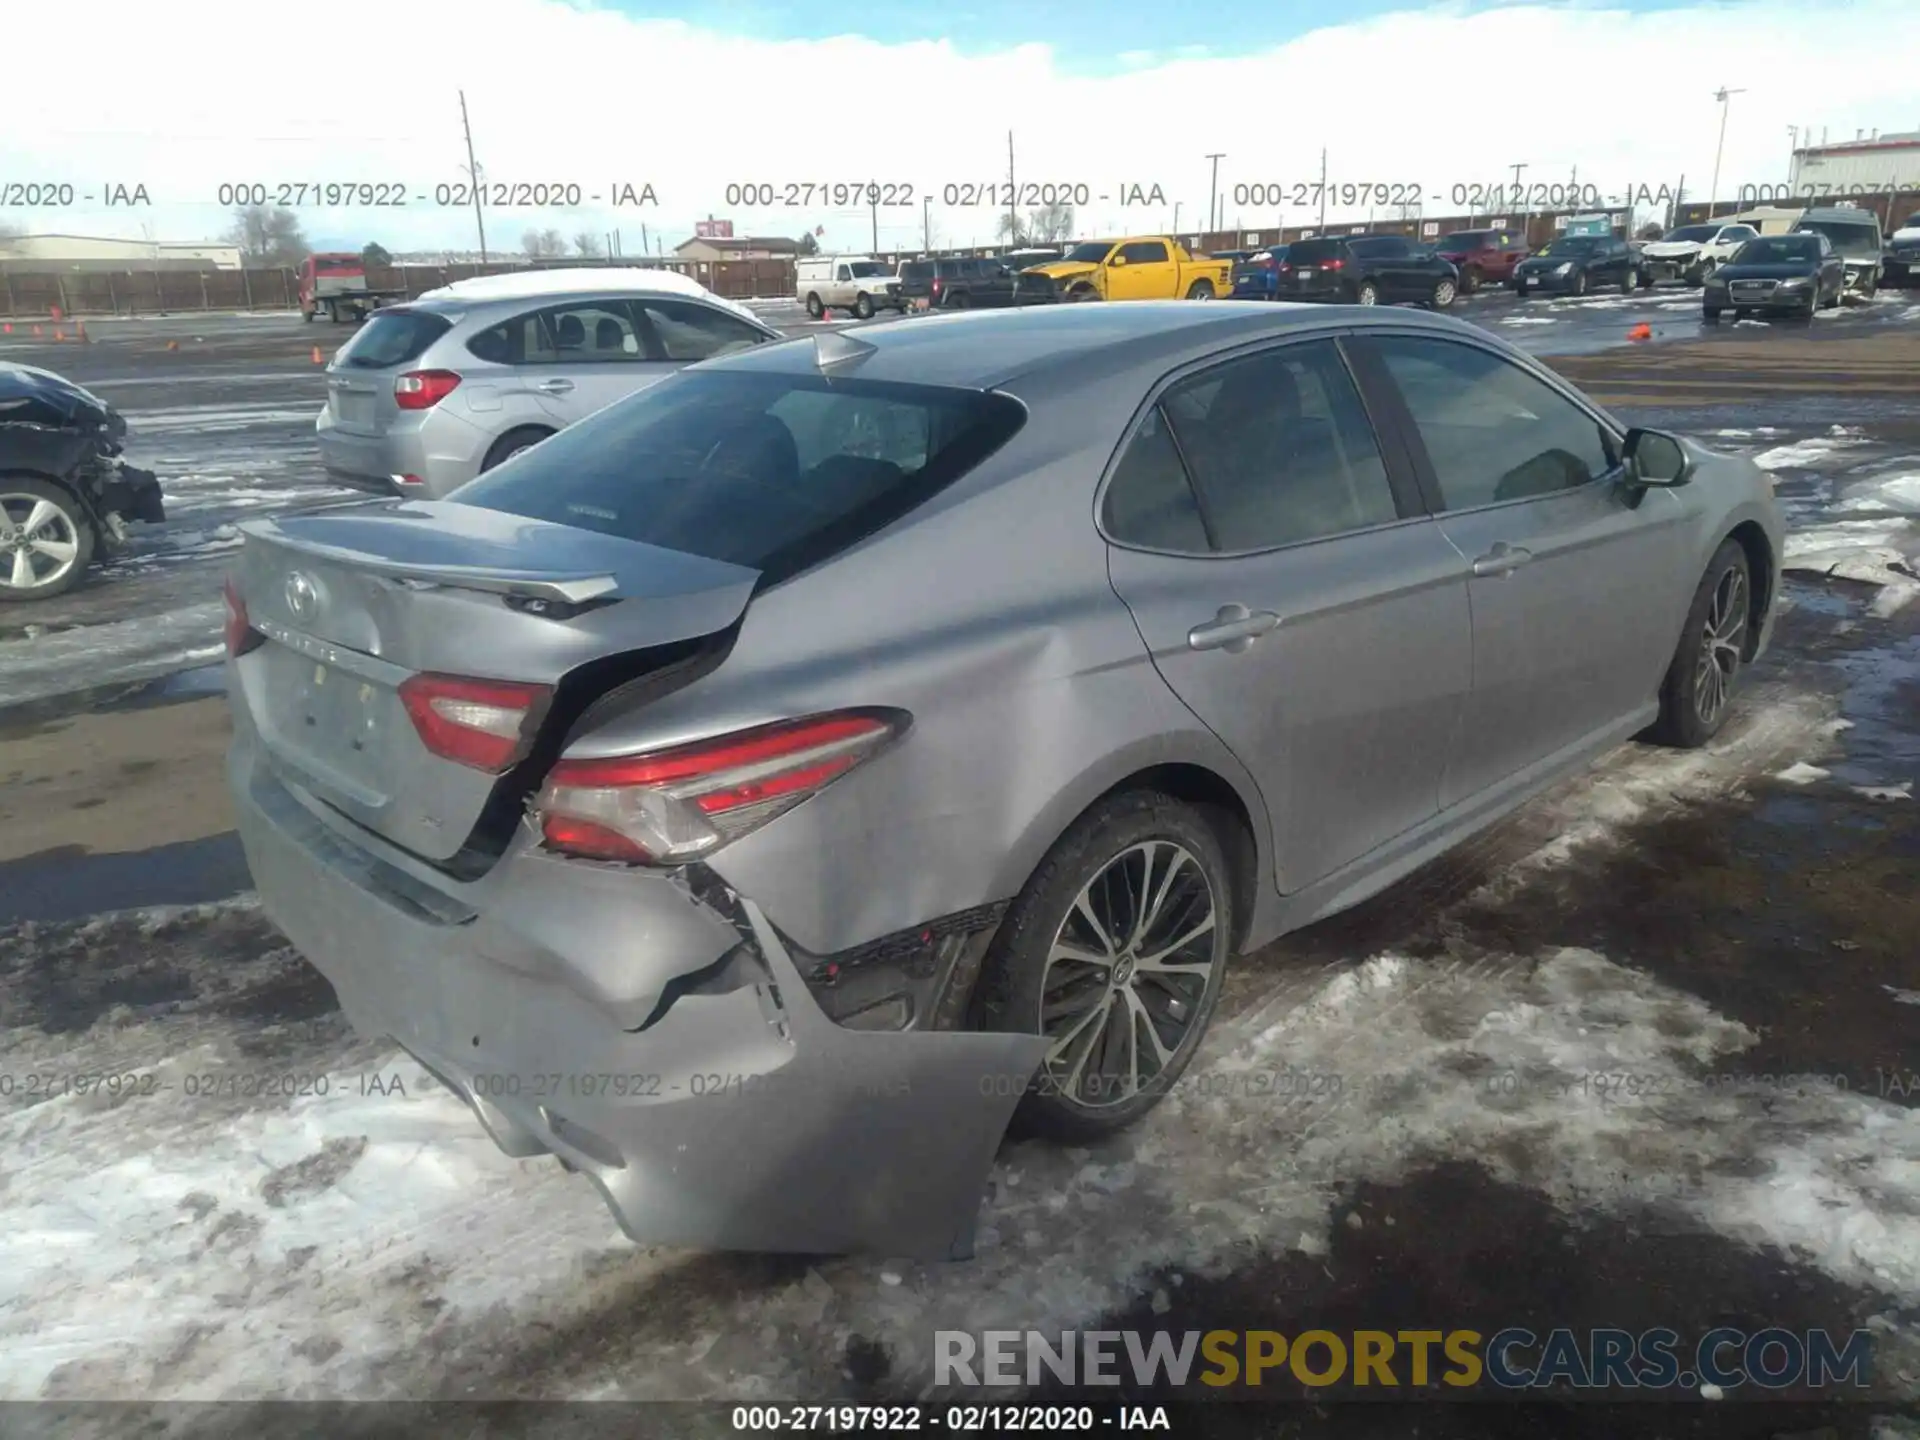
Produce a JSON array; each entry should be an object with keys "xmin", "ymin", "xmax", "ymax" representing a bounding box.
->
[
  {"xmin": 0, "ymin": 219, "xmax": 24, "ymax": 247},
  {"xmin": 572, "ymin": 232, "xmax": 604, "ymax": 257},
  {"xmin": 224, "ymin": 205, "xmax": 309, "ymax": 266},
  {"xmin": 994, "ymin": 212, "xmax": 1029, "ymax": 246},
  {"xmin": 795, "ymin": 232, "xmax": 820, "ymax": 256},
  {"xmin": 522, "ymin": 228, "xmax": 568, "ymax": 259},
  {"xmin": 1026, "ymin": 203, "xmax": 1074, "ymax": 244},
  {"xmin": 361, "ymin": 242, "xmax": 393, "ymax": 268}
]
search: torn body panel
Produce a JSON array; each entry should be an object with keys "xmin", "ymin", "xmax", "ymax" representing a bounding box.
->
[
  {"xmin": 0, "ymin": 361, "xmax": 166, "ymax": 545},
  {"xmin": 230, "ymin": 704, "xmax": 1048, "ymax": 1258}
]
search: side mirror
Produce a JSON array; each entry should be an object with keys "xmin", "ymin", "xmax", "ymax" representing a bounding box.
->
[
  {"xmin": 1108, "ymin": 254, "xmax": 1128, "ymax": 267},
  {"xmin": 1622, "ymin": 427, "xmax": 1693, "ymax": 487}
]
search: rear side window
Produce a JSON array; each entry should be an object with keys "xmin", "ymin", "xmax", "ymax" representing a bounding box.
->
[
  {"xmin": 636, "ymin": 299, "xmax": 769, "ymax": 362},
  {"xmin": 1102, "ymin": 407, "xmax": 1209, "ymax": 553},
  {"xmin": 1350, "ymin": 236, "xmax": 1409, "ymax": 258},
  {"xmin": 335, "ymin": 310, "xmax": 452, "ymax": 368},
  {"xmin": 1119, "ymin": 240, "xmax": 1169, "ymax": 263},
  {"xmin": 1161, "ymin": 340, "xmax": 1398, "ymax": 551},
  {"xmin": 454, "ymin": 371, "xmax": 1027, "ymax": 582}
]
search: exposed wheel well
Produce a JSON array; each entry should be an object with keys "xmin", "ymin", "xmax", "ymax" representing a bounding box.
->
[
  {"xmin": 1725, "ymin": 520, "xmax": 1774, "ymax": 660},
  {"xmin": 1090, "ymin": 763, "xmax": 1259, "ymax": 951}
]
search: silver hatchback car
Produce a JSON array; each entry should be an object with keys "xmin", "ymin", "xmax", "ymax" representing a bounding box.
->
[
  {"xmin": 315, "ymin": 268, "xmax": 782, "ymax": 498},
  {"xmin": 229, "ymin": 303, "xmax": 1783, "ymax": 1259}
]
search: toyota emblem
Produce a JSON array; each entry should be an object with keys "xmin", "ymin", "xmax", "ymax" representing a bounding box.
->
[{"xmin": 284, "ymin": 570, "xmax": 321, "ymax": 622}]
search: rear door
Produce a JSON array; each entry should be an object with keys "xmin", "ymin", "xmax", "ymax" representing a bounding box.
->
[
  {"xmin": 513, "ymin": 299, "xmax": 673, "ymax": 425},
  {"xmin": 1102, "ymin": 334, "xmax": 1472, "ymax": 892},
  {"xmin": 1351, "ymin": 330, "xmax": 1690, "ymax": 805}
]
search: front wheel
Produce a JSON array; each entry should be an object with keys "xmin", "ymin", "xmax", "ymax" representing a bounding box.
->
[
  {"xmin": 1355, "ymin": 280, "xmax": 1380, "ymax": 306},
  {"xmin": 974, "ymin": 791, "xmax": 1235, "ymax": 1141},
  {"xmin": 1068, "ymin": 286, "xmax": 1100, "ymax": 302},
  {"xmin": 1429, "ymin": 277, "xmax": 1457, "ymax": 309},
  {"xmin": 1704, "ymin": 305, "xmax": 1723, "ymax": 321},
  {"xmin": 1619, "ymin": 268, "xmax": 1636, "ymax": 295},
  {"xmin": 1514, "ymin": 282, "xmax": 1530, "ymax": 300},
  {"xmin": 1460, "ymin": 266, "xmax": 1482, "ymax": 294},
  {"xmin": 0, "ymin": 478, "xmax": 96, "ymax": 602},
  {"xmin": 1645, "ymin": 538, "xmax": 1753, "ymax": 749},
  {"xmin": 1571, "ymin": 270, "xmax": 1589, "ymax": 297}
]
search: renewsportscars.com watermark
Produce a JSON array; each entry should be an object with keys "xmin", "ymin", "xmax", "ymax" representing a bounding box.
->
[{"xmin": 936, "ymin": 1327, "xmax": 1874, "ymax": 1392}]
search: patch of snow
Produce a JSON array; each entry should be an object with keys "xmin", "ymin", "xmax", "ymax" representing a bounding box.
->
[
  {"xmin": 1753, "ymin": 435, "xmax": 1869, "ymax": 471},
  {"xmin": 1884, "ymin": 987, "xmax": 1920, "ymax": 1007},
  {"xmin": 1774, "ymin": 761, "xmax": 1830, "ymax": 785},
  {"xmin": 1499, "ymin": 315, "xmax": 1558, "ymax": 326},
  {"xmin": 1854, "ymin": 782, "xmax": 1912, "ymax": 802}
]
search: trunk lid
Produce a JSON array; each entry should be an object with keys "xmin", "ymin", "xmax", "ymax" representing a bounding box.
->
[{"xmin": 230, "ymin": 498, "xmax": 758, "ymax": 862}]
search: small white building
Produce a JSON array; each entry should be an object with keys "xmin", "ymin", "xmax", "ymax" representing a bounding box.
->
[
  {"xmin": 1788, "ymin": 130, "xmax": 1920, "ymax": 193},
  {"xmin": 0, "ymin": 233, "xmax": 244, "ymax": 269}
]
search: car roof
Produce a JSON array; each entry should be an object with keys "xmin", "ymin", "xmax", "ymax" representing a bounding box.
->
[
  {"xmin": 1796, "ymin": 207, "xmax": 1879, "ymax": 224},
  {"xmin": 408, "ymin": 266, "xmax": 764, "ymax": 325},
  {"xmin": 701, "ymin": 301, "xmax": 1469, "ymax": 391}
]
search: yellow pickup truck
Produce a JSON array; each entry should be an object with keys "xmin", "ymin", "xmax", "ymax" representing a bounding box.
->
[{"xmin": 1016, "ymin": 237, "xmax": 1231, "ymax": 303}]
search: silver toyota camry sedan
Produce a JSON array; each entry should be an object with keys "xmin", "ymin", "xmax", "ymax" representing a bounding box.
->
[{"xmin": 224, "ymin": 302, "xmax": 1783, "ymax": 1258}]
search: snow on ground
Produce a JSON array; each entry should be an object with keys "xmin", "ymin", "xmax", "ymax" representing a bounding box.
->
[
  {"xmin": 0, "ymin": 602, "xmax": 225, "ymax": 708},
  {"xmin": 9, "ymin": 679, "xmax": 1915, "ymax": 1402}
]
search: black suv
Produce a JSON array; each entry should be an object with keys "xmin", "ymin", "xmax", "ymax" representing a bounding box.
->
[
  {"xmin": 1275, "ymin": 234, "xmax": 1459, "ymax": 308},
  {"xmin": 896, "ymin": 256, "xmax": 1025, "ymax": 310},
  {"xmin": 1512, "ymin": 234, "xmax": 1648, "ymax": 297}
]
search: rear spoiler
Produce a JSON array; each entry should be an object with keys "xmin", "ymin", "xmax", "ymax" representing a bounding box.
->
[{"xmin": 244, "ymin": 532, "xmax": 618, "ymax": 604}]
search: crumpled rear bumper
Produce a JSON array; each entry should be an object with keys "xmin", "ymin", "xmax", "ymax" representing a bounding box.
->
[{"xmin": 228, "ymin": 719, "xmax": 1049, "ymax": 1259}]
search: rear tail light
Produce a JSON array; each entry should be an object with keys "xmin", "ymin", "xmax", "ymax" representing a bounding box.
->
[
  {"xmin": 1324, "ymin": 258, "xmax": 1345, "ymax": 271},
  {"xmin": 536, "ymin": 710, "xmax": 903, "ymax": 865},
  {"xmin": 931, "ymin": 277, "xmax": 944, "ymax": 295},
  {"xmin": 393, "ymin": 370, "xmax": 462, "ymax": 410},
  {"xmin": 222, "ymin": 576, "xmax": 264, "ymax": 657},
  {"xmin": 398, "ymin": 673, "xmax": 552, "ymax": 772}
]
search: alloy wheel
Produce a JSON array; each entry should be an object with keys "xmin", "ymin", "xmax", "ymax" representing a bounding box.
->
[
  {"xmin": 0, "ymin": 493, "xmax": 83, "ymax": 594},
  {"xmin": 1694, "ymin": 564, "xmax": 1748, "ymax": 725},
  {"xmin": 1357, "ymin": 284, "xmax": 1378, "ymax": 306},
  {"xmin": 1037, "ymin": 840, "xmax": 1218, "ymax": 1109}
]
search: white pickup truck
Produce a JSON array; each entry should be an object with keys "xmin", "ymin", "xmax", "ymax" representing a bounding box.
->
[{"xmin": 1639, "ymin": 221, "xmax": 1760, "ymax": 285}]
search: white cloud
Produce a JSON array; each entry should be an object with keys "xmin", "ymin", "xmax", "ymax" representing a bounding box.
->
[{"xmin": 3, "ymin": 0, "xmax": 1909, "ymax": 253}]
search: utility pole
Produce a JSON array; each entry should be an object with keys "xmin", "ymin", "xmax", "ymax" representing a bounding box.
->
[
  {"xmin": 1785, "ymin": 125, "xmax": 1800, "ymax": 185},
  {"xmin": 1709, "ymin": 86, "xmax": 1746, "ymax": 215},
  {"xmin": 1509, "ymin": 160, "xmax": 1527, "ymax": 210},
  {"xmin": 1317, "ymin": 148, "xmax": 1328, "ymax": 230},
  {"xmin": 871, "ymin": 187, "xmax": 879, "ymax": 253},
  {"xmin": 1173, "ymin": 200, "xmax": 1182, "ymax": 238},
  {"xmin": 458, "ymin": 90, "xmax": 488, "ymax": 264},
  {"xmin": 923, "ymin": 194, "xmax": 931, "ymax": 252},
  {"xmin": 1006, "ymin": 131, "xmax": 1018, "ymax": 247},
  {"xmin": 1205, "ymin": 153, "xmax": 1225, "ymax": 235}
]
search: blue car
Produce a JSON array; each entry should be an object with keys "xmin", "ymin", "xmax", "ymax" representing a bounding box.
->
[{"xmin": 1229, "ymin": 244, "xmax": 1291, "ymax": 299}]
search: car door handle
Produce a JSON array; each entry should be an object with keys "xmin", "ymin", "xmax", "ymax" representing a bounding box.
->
[
  {"xmin": 534, "ymin": 379, "xmax": 575, "ymax": 394},
  {"xmin": 1471, "ymin": 543, "xmax": 1533, "ymax": 577},
  {"xmin": 1188, "ymin": 604, "xmax": 1281, "ymax": 652}
]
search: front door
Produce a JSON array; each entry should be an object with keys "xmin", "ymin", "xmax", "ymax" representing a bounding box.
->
[
  {"xmin": 1102, "ymin": 335, "xmax": 1472, "ymax": 893},
  {"xmin": 1353, "ymin": 331, "xmax": 1691, "ymax": 807},
  {"xmin": 1108, "ymin": 239, "xmax": 1176, "ymax": 301}
]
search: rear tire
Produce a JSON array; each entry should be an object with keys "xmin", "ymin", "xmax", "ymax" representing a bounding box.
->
[
  {"xmin": 1645, "ymin": 538, "xmax": 1754, "ymax": 749},
  {"xmin": 974, "ymin": 790, "xmax": 1235, "ymax": 1142},
  {"xmin": 1429, "ymin": 277, "xmax": 1457, "ymax": 309},
  {"xmin": 0, "ymin": 477, "xmax": 96, "ymax": 602},
  {"xmin": 805, "ymin": 293, "xmax": 824, "ymax": 319},
  {"xmin": 1185, "ymin": 280, "xmax": 1214, "ymax": 300},
  {"xmin": 480, "ymin": 426, "xmax": 552, "ymax": 473},
  {"xmin": 1619, "ymin": 268, "xmax": 1636, "ymax": 295},
  {"xmin": 1356, "ymin": 279, "xmax": 1380, "ymax": 306},
  {"xmin": 1460, "ymin": 265, "xmax": 1482, "ymax": 294},
  {"xmin": 854, "ymin": 294, "xmax": 875, "ymax": 320}
]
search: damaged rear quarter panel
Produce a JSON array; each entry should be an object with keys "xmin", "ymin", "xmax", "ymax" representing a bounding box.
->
[{"xmin": 561, "ymin": 407, "xmax": 1276, "ymax": 961}]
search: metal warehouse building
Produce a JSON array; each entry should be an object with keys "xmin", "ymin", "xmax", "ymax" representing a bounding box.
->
[{"xmin": 1788, "ymin": 130, "xmax": 1920, "ymax": 192}]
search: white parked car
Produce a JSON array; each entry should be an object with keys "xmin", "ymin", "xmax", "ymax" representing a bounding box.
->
[
  {"xmin": 795, "ymin": 255, "xmax": 906, "ymax": 319},
  {"xmin": 1640, "ymin": 222, "xmax": 1760, "ymax": 285}
]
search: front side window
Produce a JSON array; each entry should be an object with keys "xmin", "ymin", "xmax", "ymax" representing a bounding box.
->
[
  {"xmin": 636, "ymin": 299, "xmax": 768, "ymax": 362},
  {"xmin": 1157, "ymin": 340, "xmax": 1399, "ymax": 551},
  {"xmin": 1370, "ymin": 336, "xmax": 1618, "ymax": 509}
]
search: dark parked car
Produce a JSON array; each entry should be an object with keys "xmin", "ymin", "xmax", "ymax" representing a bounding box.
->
[
  {"xmin": 1512, "ymin": 234, "xmax": 1647, "ymax": 298},
  {"xmin": 1790, "ymin": 207, "xmax": 1884, "ymax": 299},
  {"xmin": 1274, "ymin": 235, "xmax": 1459, "ymax": 308},
  {"xmin": 1887, "ymin": 212, "xmax": 1920, "ymax": 285},
  {"xmin": 1703, "ymin": 233, "xmax": 1845, "ymax": 321},
  {"xmin": 897, "ymin": 256, "xmax": 1026, "ymax": 310},
  {"xmin": 0, "ymin": 362, "xmax": 165, "ymax": 600},
  {"xmin": 1432, "ymin": 229, "xmax": 1528, "ymax": 292},
  {"xmin": 1229, "ymin": 245, "xmax": 1291, "ymax": 299}
]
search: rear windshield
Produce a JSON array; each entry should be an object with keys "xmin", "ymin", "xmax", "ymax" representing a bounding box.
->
[
  {"xmin": 1288, "ymin": 238, "xmax": 1343, "ymax": 263},
  {"xmin": 453, "ymin": 370, "xmax": 1028, "ymax": 583},
  {"xmin": 1348, "ymin": 236, "xmax": 1408, "ymax": 257},
  {"xmin": 332, "ymin": 309, "xmax": 451, "ymax": 368}
]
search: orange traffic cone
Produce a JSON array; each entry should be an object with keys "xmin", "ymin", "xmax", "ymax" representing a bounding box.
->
[
  {"xmin": 31, "ymin": 325, "xmax": 42, "ymax": 337},
  {"xmin": 311, "ymin": 346, "xmax": 323, "ymax": 364},
  {"xmin": 166, "ymin": 339, "xmax": 179, "ymax": 351},
  {"xmin": 52, "ymin": 328, "xmax": 64, "ymax": 341},
  {"xmin": 49, "ymin": 305, "xmax": 62, "ymax": 322},
  {"xmin": 1627, "ymin": 322, "xmax": 1652, "ymax": 341},
  {"xmin": 2, "ymin": 322, "xmax": 10, "ymax": 333}
]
